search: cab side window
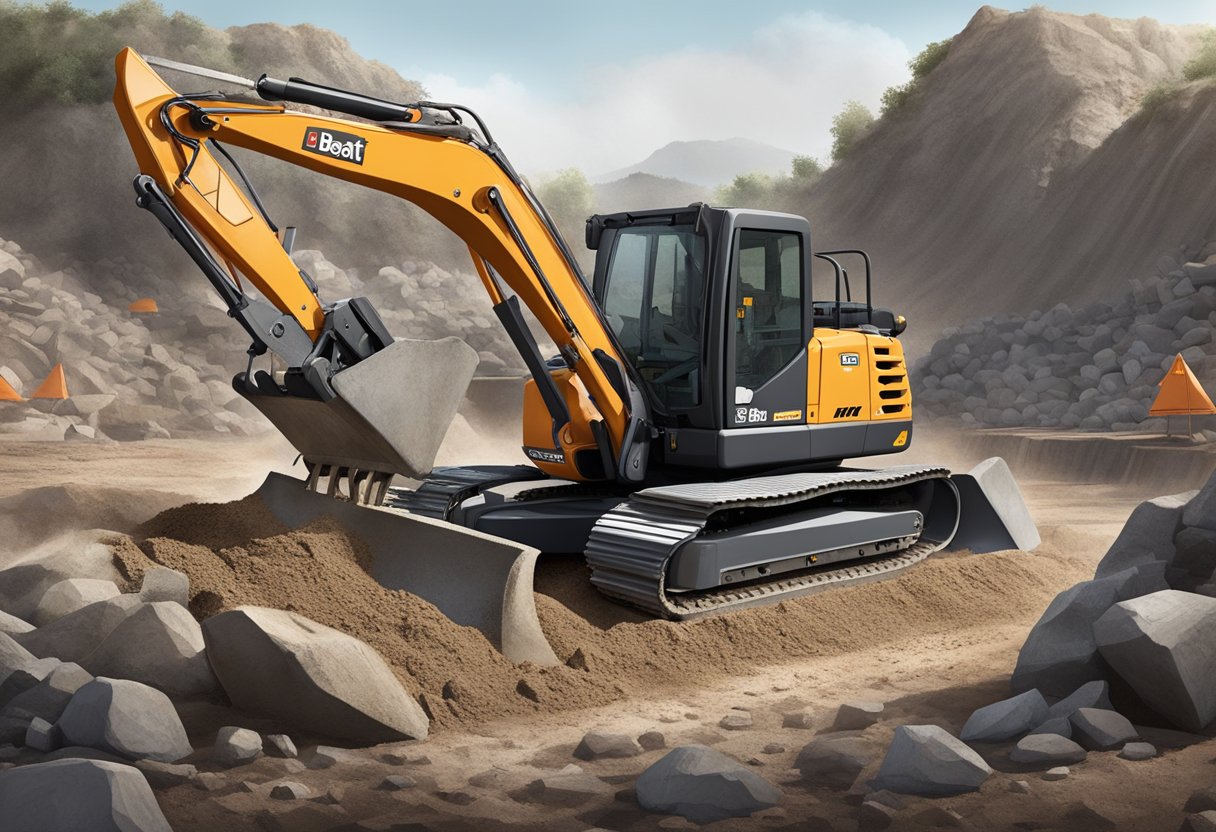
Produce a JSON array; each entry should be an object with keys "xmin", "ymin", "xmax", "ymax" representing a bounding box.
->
[{"xmin": 734, "ymin": 230, "xmax": 803, "ymax": 392}]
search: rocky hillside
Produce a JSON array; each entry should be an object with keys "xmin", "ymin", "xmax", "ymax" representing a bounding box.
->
[
  {"xmin": 803, "ymin": 7, "xmax": 1212, "ymax": 351},
  {"xmin": 0, "ymin": 3, "xmax": 469, "ymax": 280},
  {"xmin": 913, "ymin": 239, "xmax": 1216, "ymax": 432},
  {"xmin": 0, "ymin": 232, "xmax": 523, "ymax": 440}
]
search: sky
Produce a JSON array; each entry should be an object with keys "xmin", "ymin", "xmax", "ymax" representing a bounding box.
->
[{"xmin": 73, "ymin": 0, "xmax": 1216, "ymax": 175}]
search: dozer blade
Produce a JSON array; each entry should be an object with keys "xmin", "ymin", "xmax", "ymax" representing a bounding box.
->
[
  {"xmin": 238, "ymin": 337, "xmax": 479, "ymax": 497},
  {"xmin": 949, "ymin": 456, "xmax": 1041, "ymax": 553},
  {"xmin": 253, "ymin": 471, "xmax": 559, "ymax": 666}
]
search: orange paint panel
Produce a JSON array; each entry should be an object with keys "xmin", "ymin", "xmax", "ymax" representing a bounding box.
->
[{"xmin": 129, "ymin": 297, "xmax": 159, "ymax": 313}]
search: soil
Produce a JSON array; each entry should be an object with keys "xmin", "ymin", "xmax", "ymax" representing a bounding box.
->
[{"xmin": 1, "ymin": 425, "xmax": 1213, "ymax": 830}]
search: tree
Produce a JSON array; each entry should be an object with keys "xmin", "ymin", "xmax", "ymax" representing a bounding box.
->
[
  {"xmin": 830, "ymin": 101, "xmax": 875, "ymax": 162},
  {"xmin": 791, "ymin": 155, "xmax": 823, "ymax": 181},
  {"xmin": 535, "ymin": 168, "xmax": 594, "ymax": 249}
]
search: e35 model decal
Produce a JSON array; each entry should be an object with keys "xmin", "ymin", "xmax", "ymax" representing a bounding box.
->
[{"xmin": 302, "ymin": 127, "xmax": 367, "ymax": 165}]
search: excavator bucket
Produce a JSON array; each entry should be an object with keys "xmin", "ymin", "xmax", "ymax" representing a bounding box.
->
[{"xmin": 238, "ymin": 337, "xmax": 480, "ymax": 499}]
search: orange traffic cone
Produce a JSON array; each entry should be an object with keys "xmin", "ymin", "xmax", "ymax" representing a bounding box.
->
[
  {"xmin": 0, "ymin": 376, "xmax": 21, "ymax": 401},
  {"xmin": 30, "ymin": 364, "xmax": 69, "ymax": 400},
  {"xmin": 129, "ymin": 298, "xmax": 159, "ymax": 313},
  {"xmin": 1149, "ymin": 354, "xmax": 1215, "ymax": 437}
]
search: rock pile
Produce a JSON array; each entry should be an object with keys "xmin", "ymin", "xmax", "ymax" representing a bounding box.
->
[
  {"xmin": 1012, "ymin": 471, "xmax": 1216, "ymax": 724},
  {"xmin": 913, "ymin": 244, "xmax": 1216, "ymax": 431},
  {"xmin": 0, "ymin": 234, "xmax": 529, "ymax": 442}
]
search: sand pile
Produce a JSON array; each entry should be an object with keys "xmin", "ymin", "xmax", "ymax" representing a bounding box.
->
[{"xmin": 107, "ymin": 492, "xmax": 1084, "ymax": 734}]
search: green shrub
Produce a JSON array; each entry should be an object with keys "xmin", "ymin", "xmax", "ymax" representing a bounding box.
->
[
  {"xmin": 791, "ymin": 155, "xmax": 822, "ymax": 180},
  {"xmin": 1183, "ymin": 29, "xmax": 1216, "ymax": 82},
  {"xmin": 535, "ymin": 168, "xmax": 594, "ymax": 250},
  {"xmin": 715, "ymin": 156, "xmax": 823, "ymax": 209},
  {"xmin": 880, "ymin": 38, "xmax": 952, "ymax": 118},
  {"xmin": 830, "ymin": 100, "xmax": 875, "ymax": 162},
  {"xmin": 1140, "ymin": 80, "xmax": 1181, "ymax": 114}
]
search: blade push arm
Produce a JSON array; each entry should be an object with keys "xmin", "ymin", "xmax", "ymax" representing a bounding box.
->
[{"xmin": 114, "ymin": 48, "xmax": 648, "ymax": 483}]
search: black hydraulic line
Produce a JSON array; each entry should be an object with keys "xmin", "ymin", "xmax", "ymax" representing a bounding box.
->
[
  {"xmin": 208, "ymin": 139, "xmax": 278, "ymax": 233},
  {"xmin": 493, "ymin": 295, "xmax": 571, "ymax": 444},
  {"xmin": 485, "ymin": 187, "xmax": 579, "ymax": 338}
]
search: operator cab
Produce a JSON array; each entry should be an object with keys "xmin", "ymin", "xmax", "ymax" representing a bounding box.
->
[{"xmin": 586, "ymin": 204, "xmax": 909, "ymax": 471}]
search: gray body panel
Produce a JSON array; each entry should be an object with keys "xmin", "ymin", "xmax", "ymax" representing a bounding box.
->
[{"xmin": 664, "ymin": 419, "xmax": 912, "ymax": 469}]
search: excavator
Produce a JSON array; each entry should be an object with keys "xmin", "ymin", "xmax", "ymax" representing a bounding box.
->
[{"xmin": 112, "ymin": 49, "xmax": 1037, "ymax": 640}]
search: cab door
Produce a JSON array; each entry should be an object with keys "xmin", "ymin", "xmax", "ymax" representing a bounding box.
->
[{"xmin": 725, "ymin": 224, "xmax": 810, "ymax": 432}]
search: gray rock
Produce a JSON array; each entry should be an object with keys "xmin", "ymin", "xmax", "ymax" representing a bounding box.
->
[
  {"xmin": 0, "ymin": 661, "xmax": 91, "ymax": 744},
  {"xmin": 833, "ymin": 701, "xmax": 884, "ymax": 730},
  {"xmin": 1042, "ymin": 766, "xmax": 1069, "ymax": 781},
  {"xmin": 1009, "ymin": 779, "xmax": 1031, "ymax": 793},
  {"xmin": 1009, "ymin": 733, "xmax": 1087, "ymax": 766},
  {"xmin": 859, "ymin": 799, "xmax": 898, "ymax": 829},
  {"xmin": 574, "ymin": 730, "xmax": 642, "ymax": 760},
  {"xmin": 525, "ymin": 763, "xmax": 613, "ymax": 807},
  {"xmin": 202, "ymin": 606, "xmax": 428, "ymax": 743},
  {"xmin": 1119, "ymin": 741, "xmax": 1157, "ymax": 760},
  {"xmin": 0, "ymin": 535, "xmax": 118, "ymax": 622},
  {"xmin": 1027, "ymin": 717, "xmax": 1072, "ymax": 738},
  {"xmin": 635, "ymin": 745, "xmax": 781, "ymax": 823},
  {"xmin": 1046, "ymin": 680, "xmax": 1112, "ymax": 720},
  {"xmin": 83, "ymin": 601, "xmax": 217, "ymax": 698},
  {"xmin": 1173, "ymin": 527, "xmax": 1216, "ymax": 581},
  {"xmin": 1181, "ymin": 811, "xmax": 1216, "ymax": 832},
  {"xmin": 638, "ymin": 730, "xmax": 666, "ymax": 751},
  {"xmin": 134, "ymin": 759, "xmax": 197, "ymax": 789},
  {"xmin": 960, "ymin": 690, "xmax": 1048, "ymax": 742},
  {"xmin": 57, "ymin": 677, "xmax": 192, "ymax": 763},
  {"xmin": 34, "ymin": 579, "xmax": 120, "ymax": 626},
  {"xmin": 794, "ymin": 733, "xmax": 872, "ymax": 789},
  {"xmin": 265, "ymin": 733, "xmax": 297, "ymax": 758},
  {"xmin": 1069, "ymin": 708, "xmax": 1138, "ymax": 750},
  {"xmin": 270, "ymin": 781, "xmax": 311, "ymax": 800},
  {"xmin": 0, "ymin": 758, "xmax": 172, "ymax": 831},
  {"xmin": 307, "ymin": 745, "xmax": 366, "ymax": 769},
  {"xmin": 1094, "ymin": 590, "xmax": 1216, "ymax": 731},
  {"xmin": 1012, "ymin": 564, "xmax": 1166, "ymax": 696},
  {"xmin": 872, "ymin": 725, "xmax": 992, "ymax": 796},
  {"xmin": 719, "ymin": 711, "xmax": 753, "ymax": 731},
  {"xmin": 1184, "ymin": 475, "xmax": 1216, "ymax": 532},
  {"xmin": 378, "ymin": 774, "xmax": 415, "ymax": 791},
  {"xmin": 1095, "ymin": 492, "xmax": 1191, "ymax": 578},
  {"xmin": 782, "ymin": 711, "xmax": 814, "ymax": 729},
  {"xmin": 0, "ymin": 610, "xmax": 33, "ymax": 636},
  {"xmin": 213, "ymin": 726, "xmax": 262, "ymax": 767},
  {"xmin": 15, "ymin": 595, "xmax": 142, "ymax": 663},
  {"xmin": 0, "ymin": 655, "xmax": 59, "ymax": 710},
  {"xmin": 1186, "ymin": 787, "xmax": 1216, "ymax": 813},
  {"xmin": 25, "ymin": 716, "xmax": 60, "ymax": 752},
  {"xmin": 139, "ymin": 567, "xmax": 189, "ymax": 607}
]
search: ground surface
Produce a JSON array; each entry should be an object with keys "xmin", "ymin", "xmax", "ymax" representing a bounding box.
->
[{"xmin": 1, "ymin": 425, "xmax": 1213, "ymax": 831}]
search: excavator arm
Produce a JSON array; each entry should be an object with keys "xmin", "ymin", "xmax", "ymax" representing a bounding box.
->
[{"xmin": 113, "ymin": 48, "xmax": 649, "ymax": 495}]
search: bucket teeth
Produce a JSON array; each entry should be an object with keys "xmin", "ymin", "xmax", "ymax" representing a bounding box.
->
[{"xmin": 305, "ymin": 464, "xmax": 393, "ymax": 506}]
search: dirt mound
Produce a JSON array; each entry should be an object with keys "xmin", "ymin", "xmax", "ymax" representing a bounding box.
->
[{"xmin": 111, "ymin": 491, "xmax": 1081, "ymax": 734}]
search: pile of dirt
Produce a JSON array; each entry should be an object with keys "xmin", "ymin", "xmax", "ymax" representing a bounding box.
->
[{"xmin": 110, "ymin": 492, "xmax": 1085, "ymax": 734}]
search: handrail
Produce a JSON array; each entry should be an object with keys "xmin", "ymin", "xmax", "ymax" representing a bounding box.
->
[{"xmin": 816, "ymin": 249, "xmax": 873, "ymax": 325}]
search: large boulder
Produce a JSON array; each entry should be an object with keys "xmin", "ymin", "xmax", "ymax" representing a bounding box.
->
[
  {"xmin": 15, "ymin": 595, "xmax": 142, "ymax": 663},
  {"xmin": 0, "ymin": 610, "xmax": 33, "ymax": 636},
  {"xmin": 82, "ymin": 601, "xmax": 217, "ymax": 698},
  {"xmin": 574, "ymin": 730, "xmax": 642, "ymax": 760},
  {"xmin": 872, "ymin": 725, "xmax": 992, "ymax": 796},
  {"xmin": 1094, "ymin": 590, "xmax": 1216, "ymax": 731},
  {"xmin": 202, "ymin": 606, "xmax": 428, "ymax": 743},
  {"xmin": 138, "ymin": 567, "xmax": 189, "ymax": 607},
  {"xmin": 1012, "ymin": 564, "xmax": 1166, "ymax": 696},
  {"xmin": 525, "ymin": 764, "xmax": 614, "ymax": 807},
  {"xmin": 1094, "ymin": 493, "xmax": 1192, "ymax": 578},
  {"xmin": 1183, "ymin": 477, "xmax": 1216, "ymax": 533},
  {"xmin": 794, "ymin": 733, "xmax": 872, "ymax": 789},
  {"xmin": 33, "ymin": 579, "xmax": 120, "ymax": 626},
  {"xmin": 635, "ymin": 745, "xmax": 781, "ymax": 823},
  {"xmin": 0, "ymin": 534, "xmax": 120, "ymax": 621},
  {"xmin": 960, "ymin": 690, "xmax": 1048, "ymax": 742},
  {"xmin": 0, "ymin": 662, "xmax": 91, "ymax": 744},
  {"xmin": 0, "ymin": 758, "xmax": 172, "ymax": 831},
  {"xmin": 57, "ymin": 678, "xmax": 192, "ymax": 763}
]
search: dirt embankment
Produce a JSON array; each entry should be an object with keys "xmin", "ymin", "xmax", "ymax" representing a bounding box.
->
[
  {"xmin": 107, "ymin": 487, "xmax": 1087, "ymax": 735},
  {"xmin": 804, "ymin": 7, "xmax": 1212, "ymax": 350}
]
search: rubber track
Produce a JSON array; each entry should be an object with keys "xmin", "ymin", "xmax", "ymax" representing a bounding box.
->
[{"xmin": 585, "ymin": 465, "xmax": 954, "ymax": 619}]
